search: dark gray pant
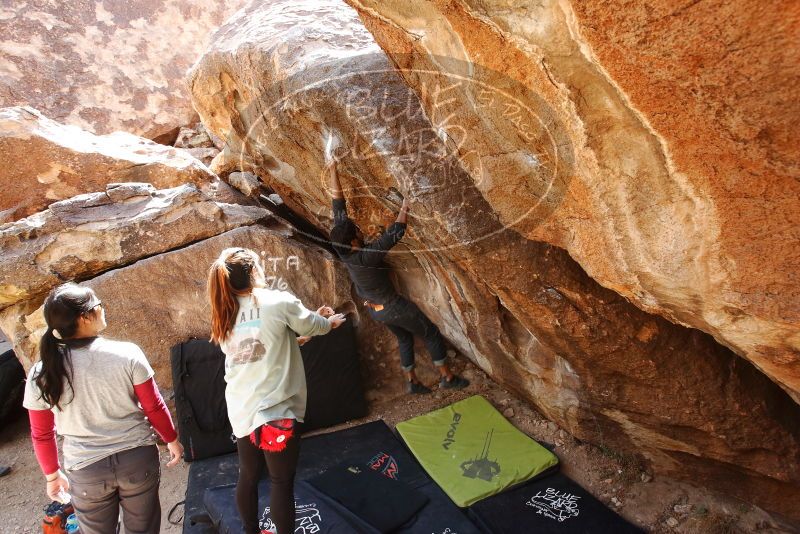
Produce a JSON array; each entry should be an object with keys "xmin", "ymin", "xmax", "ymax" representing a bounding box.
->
[
  {"xmin": 67, "ymin": 445, "xmax": 161, "ymax": 534},
  {"xmin": 369, "ymin": 296, "xmax": 447, "ymax": 371}
]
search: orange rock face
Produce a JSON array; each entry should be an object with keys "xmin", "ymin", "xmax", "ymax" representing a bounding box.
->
[
  {"xmin": 188, "ymin": 0, "xmax": 800, "ymax": 519},
  {"xmin": 566, "ymin": 0, "xmax": 800, "ymax": 402},
  {"xmin": 345, "ymin": 0, "xmax": 800, "ymax": 406},
  {"xmin": 0, "ymin": 0, "xmax": 245, "ymax": 139}
]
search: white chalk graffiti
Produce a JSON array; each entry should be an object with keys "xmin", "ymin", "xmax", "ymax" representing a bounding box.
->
[
  {"xmin": 238, "ymin": 54, "xmax": 575, "ymax": 255},
  {"xmin": 262, "ymin": 255, "xmax": 301, "ymax": 271},
  {"xmin": 260, "ymin": 502, "xmax": 322, "ymax": 534},
  {"xmin": 264, "ymin": 276, "xmax": 289, "ymax": 291},
  {"xmin": 525, "ymin": 487, "xmax": 580, "ymax": 522}
]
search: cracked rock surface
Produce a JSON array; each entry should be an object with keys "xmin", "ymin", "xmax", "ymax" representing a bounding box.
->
[
  {"xmin": 0, "ymin": 182, "xmax": 268, "ymax": 309},
  {"xmin": 0, "ymin": 107, "xmax": 219, "ymax": 222},
  {"xmin": 0, "ymin": 222, "xmax": 357, "ymax": 381}
]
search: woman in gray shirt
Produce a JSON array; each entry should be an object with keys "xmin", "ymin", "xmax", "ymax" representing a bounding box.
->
[
  {"xmin": 208, "ymin": 248, "xmax": 345, "ymax": 534},
  {"xmin": 24, "ymin": 283, "xmax": 183, "ymax": 534}
]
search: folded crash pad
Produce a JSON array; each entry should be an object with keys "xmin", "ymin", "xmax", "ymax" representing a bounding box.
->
[
  {"xmin": 468, "ymin": 472, "xmax": 644, "ymax": 533},
  {"xmin": 299, "ymin": 420, "xmax": 481, "ymax": 533},
  {"xmin": 396, "ymin": 395, "xmax": 559, "ymax": 507},
  {"xmin": 172, "ymin": 318, "xmax": 366, "ymax": 463},
  {"xmin": 204, "ymin": 480, "xmax": 375, "ymax": 534},
  {"xmin": 297, "ymin": 420, "xmax": 429, "ymax": 487},
  {"xmin": 171, "ymin": 339, "xmax": 236, "ymax": 462},
  {"xmin": 299, "ymin": 318, "xmax": 367, "ymax": 433},
  {"xmin": 184, "ymin": 453, "xmax": 239, "ymax": 534},
  {"xmin": 309, "ymin": 461, "xmax": 429, "ymax": 532}
]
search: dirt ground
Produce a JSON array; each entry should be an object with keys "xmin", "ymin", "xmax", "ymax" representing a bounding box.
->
[{"xmin": 1, "ymin": 353, "xmax": 797, "ymax": 533}]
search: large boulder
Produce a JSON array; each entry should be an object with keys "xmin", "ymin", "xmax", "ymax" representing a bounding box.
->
[
  {"xmin": 0, "ymin": 107, "xmax": 218, "ymax": 222},
  {"xmin": 188, "ymin": 0, "xmax": 800, "ymax": 519},
  {"xmin": 341, "ymin": 0, "xmax": 800, "ymax": 407},
  {"xmin": 0, "ymin": 182, "xmax": 268, "ymax": 309},
  {"xmin": 0, "ymin": 1, "xmax": 246, "ymax": 140},
  {"xmin": 0, "ymin": 223, "xmax": 356, "ymax": 385}
]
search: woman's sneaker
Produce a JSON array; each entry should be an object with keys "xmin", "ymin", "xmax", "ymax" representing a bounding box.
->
[
  {"xmin": 407, "ymin": 380, "xmax": 432, "ymax": 394},
  {"xmin": 440, "ymin": 375, "xmax": 470, "ymax": 389}
]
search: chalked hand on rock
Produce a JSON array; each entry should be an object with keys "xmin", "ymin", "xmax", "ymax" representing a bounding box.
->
[
  {"xmin": 323, "ymin": 129, "xmax": 347, "ymax": 164},
  {"xmin": 386, "ymin": 187, "xmax": 404, "ymax": 206}
]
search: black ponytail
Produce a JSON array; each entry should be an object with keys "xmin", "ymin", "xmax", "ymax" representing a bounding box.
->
[{"xmin": 35, "ymin": 283, "xmax": 100, "ymax": 409}]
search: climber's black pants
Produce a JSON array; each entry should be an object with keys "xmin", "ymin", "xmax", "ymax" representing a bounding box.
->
[
  {"xmin": 369, "ymin": 296, "xmax": 447, "ymax": 371},
  {"xmin": 236, "ymin": 431, "xmax": 300, "ymax": 534}
]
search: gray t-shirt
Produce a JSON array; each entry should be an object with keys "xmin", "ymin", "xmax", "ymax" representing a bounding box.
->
[
  {"xmin": 23, "ymin": 337, "xmax": 158, "ymax": 471},
  {"xmin": 220, "ymin": 288, "xmax": 331, "ymax": 438}
]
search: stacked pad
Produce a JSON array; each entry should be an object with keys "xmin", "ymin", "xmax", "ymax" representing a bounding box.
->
[
  {"xmin": 298, "ymin": 420, "xmax": 481, "ymax": 534},
  {"xmin": 204, "ymin": 480, "xmax": 375, "ymax": 533},
  {"xmin": 296, "ymin": 420, "xmax": 428, "ymax": 485},
  {"xmin": 396, "ymin": 395, "xmax": 559, "ymax": 507},
  {"xmin": 468, "ymin": 472, "xmax": 644, "ymax": 533},
  {"xmin": 184, "ymin": 453, "xmax": 239, "ymax": 534},
  {"xmin": 172, "ymin": 320, "xmax": 367, "ymax": 459},
  {"xmin": 308, "ymin": 461, "xmax": 429, "ymax": 532}
]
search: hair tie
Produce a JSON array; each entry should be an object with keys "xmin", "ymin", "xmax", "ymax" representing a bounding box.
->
[{"xmin": 51, "ymin": 328, "xmax": 62, "ymax": 340}]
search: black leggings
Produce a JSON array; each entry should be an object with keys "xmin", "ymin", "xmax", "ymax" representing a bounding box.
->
[{"xmin": 236, "ymin": 430, "xmax": 300, "ymax": 534}]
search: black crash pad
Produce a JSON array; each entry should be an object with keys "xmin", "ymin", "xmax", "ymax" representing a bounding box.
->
[
  {"xmin": 468, "ymin": 472, "xmax": 644, "ymax": 534},
  {"xmin": 204, "ymin": 480, "xmax": 375, "ymax": 533},
  {"xmin": 296, "ymin": 420, "xmax": 428, "ymax": 487},
  {"xmin": 299, "ymin": 318, "xmax": 367, "ymax": 433},
  {"xmin": 183, "ymin": 453, "xmax": 239, "ymax": 534},
  {"xmin": 298, "ymin": 420, "xmax": 480, "ymax": 534},
  {"xmin": 308, "ymin": 461, "xmax": 429, "ymax": 532}
]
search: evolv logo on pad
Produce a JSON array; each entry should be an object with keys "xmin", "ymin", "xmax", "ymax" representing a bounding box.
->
[{"xmin": 442, "ymin": 411, "xmax": 462, "ymax": 450}]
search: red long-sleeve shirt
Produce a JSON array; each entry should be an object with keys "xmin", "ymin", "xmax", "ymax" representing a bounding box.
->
[{"xmin": 29, "ymin": 377, "xmax": 177, "ymax": 475}]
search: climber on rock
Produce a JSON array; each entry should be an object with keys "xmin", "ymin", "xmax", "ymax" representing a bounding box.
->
[{"xmin": 324, "ymin": 132, "xmax": 469, "ymax": 394}]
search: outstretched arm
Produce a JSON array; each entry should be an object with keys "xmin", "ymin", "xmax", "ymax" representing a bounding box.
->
[
  {"xmin": 327, "ymin": 159, "xmax": 344, "ymax": 200},
  {"xmin": 325, "ymin": 143, "xmax": 351, "ymax": 227},
  {"xmin": 395, "ymin": 196, "xmax": 409, "ymax": 225},
  {"xmin": 284, "ymin": 295, "xmax": 346, "ymax": 337},
  {"xmin": 364, "ymin": 196, "xmax": 410, "ymax": 255},
  {"xmin": 329, "ymin": 162, "xmax": 349, "ymax": 226},
  {"xmin": 325, "ymin": 131, "xmax": 344, "ymax": 200}
]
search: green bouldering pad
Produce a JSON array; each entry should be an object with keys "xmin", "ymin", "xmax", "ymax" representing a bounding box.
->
[{"xmin": 396, "ymin": 395, "xmax": 559, "ymax": 508}]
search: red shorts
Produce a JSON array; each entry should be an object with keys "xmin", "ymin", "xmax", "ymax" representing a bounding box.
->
[{"xmin": 249, "ymin": 419, "xmax": 295, "ymax": 452}]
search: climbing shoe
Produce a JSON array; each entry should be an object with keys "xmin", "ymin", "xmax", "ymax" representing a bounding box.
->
[
  {"xmin": 407, "ymin": 380, "xmax": 432, "ymax": 394},
  {"xmin": 440, "ymin": 375, "xmax": 470, "ymax": 389}
]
